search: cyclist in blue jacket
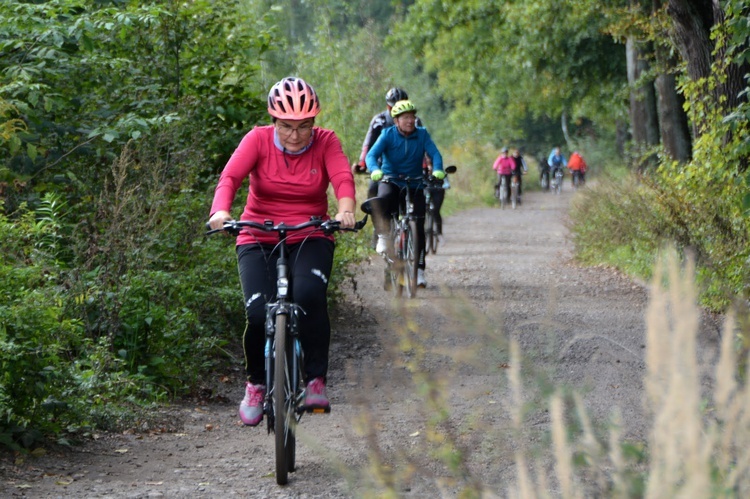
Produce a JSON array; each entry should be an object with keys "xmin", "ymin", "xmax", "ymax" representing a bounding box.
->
[
  {"xmin": 366, "ymin": 100, "xmax": 444, "ymax": 288},
  {"xmin": 548, "ymin": 146, "xmax": 567, "ymax": 182}
]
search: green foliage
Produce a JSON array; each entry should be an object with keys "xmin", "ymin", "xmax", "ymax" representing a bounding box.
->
[
  {"xmin": 388, "ymin": 0, "xmax": 627, "ymax": 154},
  {"xmin": 0, "ymin": 0, "xmax": 272, "ymax": 209},
  {"xmin": 569, "ymin": 0, "xmax": 750, "ymax": 312}
]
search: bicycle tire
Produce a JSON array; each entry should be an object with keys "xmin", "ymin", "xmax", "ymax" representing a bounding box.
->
[
  {"xmin": 425, "ymin": 209, "xmax": 434, "ymax": 255},
  {"xmin": 405, "ymin": 220, "xmax": 419, "ymax": 298},
  {"xmin": 500, "ymin": 177, "xmax": 508, "ymax": 209},
  {"xmin": 274, "ymin": 313, "xmax": 294, "ymax": 485},
  {"xmin": 511, "ymin": 180, "xmax": 518, "ymax": 209},
  {"xmin": 429, "ymin": 213, "xmax": 439, "ymax": 254},
  {"xmin": 393, "ymin": 223, "xmax": 405, "ymax": 297}
]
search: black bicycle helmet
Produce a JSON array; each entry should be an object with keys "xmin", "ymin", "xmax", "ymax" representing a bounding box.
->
[{"xmin": 385, "ymin": 87, "xmax": 409, "ymax": 107}]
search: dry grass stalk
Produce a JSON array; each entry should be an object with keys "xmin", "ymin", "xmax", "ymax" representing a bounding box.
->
[
  {"xmin": 551, "ymin": 392, "xmax": 579, "ymax": 499},
  {"xmin": 644, "ymin": 252, "xmax": 711, "ymax": 497}
]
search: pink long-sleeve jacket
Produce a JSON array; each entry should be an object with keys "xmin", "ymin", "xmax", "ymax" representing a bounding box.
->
[
  {"xmin": 493, "ymin": 154, "xmax": 516, "ymax": 175},
  {"xmin": 210, "ymin": 126, "xmax": 355, "ymax": 246}
]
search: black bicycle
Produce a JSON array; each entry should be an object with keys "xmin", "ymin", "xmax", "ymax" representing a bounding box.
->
[
  {"xmin": 362, "ymin": 174, "xmax": 425, "ymax": 298},
  {"xmin": 425, "ymin": 165, "xmax": 457, "ymax": 254},
  {"xmin": 206, "ymin": 215, "xmax": 366, "ymax": 485}
]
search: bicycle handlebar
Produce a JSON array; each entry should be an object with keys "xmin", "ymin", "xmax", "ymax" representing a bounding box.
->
[
  {"xmin": 205, "ymin": 215, "xmax": 368, "ymax": 237},
  {"xmin": 380, "ymin": 174, "xmax": 426, "ymax": 185}
]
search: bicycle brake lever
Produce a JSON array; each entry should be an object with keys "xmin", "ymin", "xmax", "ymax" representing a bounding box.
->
[{"xmin": 354, "ymin": 214, "xmax": 368, "ymax": 230}]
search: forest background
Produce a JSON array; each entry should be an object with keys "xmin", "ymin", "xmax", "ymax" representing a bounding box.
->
[{"xmin": 1, "ymin": 0, "xmax": 749, "ymax": 466}]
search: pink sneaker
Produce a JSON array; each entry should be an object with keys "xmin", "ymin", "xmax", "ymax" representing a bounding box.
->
[
  {"xmin": 239, "ymin": 382, "xmax": 265, "ymax": 426},
  {"xmin": 303, "ymin": 377, "xmax": 330, "ymax": 409}
]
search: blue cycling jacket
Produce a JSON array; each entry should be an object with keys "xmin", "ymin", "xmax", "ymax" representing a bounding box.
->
[{"xmin": 366, "ymin": 126, "xmax": 443, "ymax": 188}]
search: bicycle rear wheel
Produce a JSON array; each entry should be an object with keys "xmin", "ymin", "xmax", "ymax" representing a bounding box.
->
[
  {"xmin": 404, "ymin": 221, "xmax": 419, "ymax": 298},
  {"xmin": 273, "ymin": 314, "xmax": 295, "ymax": 485},
  {"xmin": 425, "ymin": 209, "xmax": 434, "ymax": 255}
]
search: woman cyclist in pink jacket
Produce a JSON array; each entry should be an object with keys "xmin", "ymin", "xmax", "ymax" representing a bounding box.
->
[
  {"xmin": 493, "ymin": 147, "xmax": 516, "ymax": 201},
  {"xmin": 207, "ymin": 77, "xmax": 356, "ymax": 427}
]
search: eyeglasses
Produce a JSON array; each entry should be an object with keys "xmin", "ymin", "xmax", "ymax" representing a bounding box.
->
[{"xmin": 276, "ymin": 122, "xmax": 314, "ymax": 137}]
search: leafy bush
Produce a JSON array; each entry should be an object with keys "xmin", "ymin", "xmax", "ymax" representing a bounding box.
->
[{"xmin": 569, "ymin": 165, "xmax": 750, "ymax": 311}]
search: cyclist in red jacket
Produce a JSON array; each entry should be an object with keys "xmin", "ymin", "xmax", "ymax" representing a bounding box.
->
[
  {"xmin": 568, "ymin": 150, "xmax": 587, "ymax": 186},
  {"xmin": 208, "ymin": 77, "xmax": 356, "ymax": 427}
]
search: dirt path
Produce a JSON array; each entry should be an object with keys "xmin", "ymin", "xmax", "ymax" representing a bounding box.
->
[{"xmin": 1, "ymin": 187, "xmax": 721, "ymax": 497}]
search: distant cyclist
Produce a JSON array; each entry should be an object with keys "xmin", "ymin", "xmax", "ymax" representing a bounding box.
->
[
  {"xmin": 538, "ymin": 153, "xmax": 551, "ymax": 190},
  {"xmin": 567, "ymin": 150, "xmax": 587, "ymax": 186},
  {"xmin": 547, "ymin": 146, "xmax": 567, "ymax": 184},
  {"xmin": 493, "ymin": 147, "xmax": 515, "ymax": 201},
  {"xmin": 511, "ymin": 148, "xmax": 528, "ymax": 203}
]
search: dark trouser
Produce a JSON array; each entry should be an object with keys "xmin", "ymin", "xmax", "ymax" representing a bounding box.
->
[
  {"xmin": 571, "ymin": 170, "xmax": 585, "ymax": 185},
  {"xmin": 513, "ymin": 171, "xmax": 523, "ymax": 195},
  {"xmin": 373, "ymin": 182, "xmax": 427, "ymax": 269},
  {"xmin": 540, "ymin": 167, "xmax": 550, "ymax": 189},
  {"xmin": 427, "ymin": 187, "xmax": 445, "ymax": 234},
  {"xmin": 236, "ymin": 238, "xmax": 334, "ymax": 385}
]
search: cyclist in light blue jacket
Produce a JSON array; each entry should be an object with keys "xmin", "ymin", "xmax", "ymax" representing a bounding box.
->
[
  {"xmin": 548, "ymin": 147, "xmax": 567, "ymax": 184},
  {"xmin": 366, "ymin": 100, "xmax": 444, "ymax": 288}
]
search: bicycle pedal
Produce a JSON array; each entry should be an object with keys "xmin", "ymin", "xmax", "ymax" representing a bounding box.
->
[{"xmin": 300, "ymin": 405, "xmax": 331, "ymax": 414}]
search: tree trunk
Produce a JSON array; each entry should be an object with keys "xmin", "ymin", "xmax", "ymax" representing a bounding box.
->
[
  {"xmin": 667, "ymin": 0, "xmax": 750, "ymax": 117},
  {"xmin": 667, "ymin": 0, "xmax": 750, "ymax": 171},
  {"xmin": 626, "ymin": 36, "xmax": 660, "ymax": 168},
  {"xmin": 655, "ymin": 72, "xmax": 692, "ymax": 161}
]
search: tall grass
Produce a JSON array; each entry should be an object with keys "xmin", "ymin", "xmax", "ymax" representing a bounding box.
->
[
  {"xmin": 512, "ymin": 251, "xmax": 748, "ymax": 497},
  {"xmin": 343, "ymin": 250, "xmax": 748, "ymax": 497}
]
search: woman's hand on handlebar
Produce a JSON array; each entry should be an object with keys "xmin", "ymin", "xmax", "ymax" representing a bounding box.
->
[
  {"xmin": 335, "ymin": 210, "xmax": 356, "ymax": 229},
  {"xmin": 208, "ymin": 210, "xmax": 233, "ymax": 231},
  {"xmin": 335, "ymin": 197, "xmax": 356, "ymax": 229}
]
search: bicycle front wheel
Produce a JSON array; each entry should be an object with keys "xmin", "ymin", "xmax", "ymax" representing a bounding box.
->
[
  {"xmin": 511, "ymin": 182, "xmax": 518, "ymax": 209},
  {"xmin": 404, "ymin": 220, "xmax": 419, "ymax": 298},
  {"xmin": 273, "ymin": 314, "xmax": 295, "ymax": 485}
]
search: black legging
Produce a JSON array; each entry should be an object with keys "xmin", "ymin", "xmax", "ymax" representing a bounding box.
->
[
  {"xmin": 373, "ymin": 182, "xmax": 427, "ymax": 269},
  {"xmin": 512, "ymin": 171, "xmax": 523, "ymax": 196},
  {"xmin": 367, "ymin": 179, "xmax": 378, "ymax": 199},
  {"xmin": 427, "ymin": 186, "xmax": 445, "ymax": 234},
  {"xmin": 236, "ymin": 238, "xmax": 334, "ymax": 385}
]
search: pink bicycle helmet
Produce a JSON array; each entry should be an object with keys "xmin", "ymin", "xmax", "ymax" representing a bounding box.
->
[{"xmin": 267, "ymin": 77, "xmax": 321, "ymax": 120}]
